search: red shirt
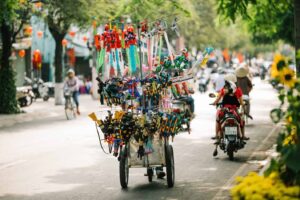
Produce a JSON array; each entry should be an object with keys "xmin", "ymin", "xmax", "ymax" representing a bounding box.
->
[{"xmin": 219, "ymin": 87, "xmax": 243, "ymax": 99}]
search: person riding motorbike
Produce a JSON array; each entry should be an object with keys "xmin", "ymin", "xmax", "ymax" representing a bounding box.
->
[
  {"xmin": 211, "ymin": 74, "xmax": 249, "ymax": 144},
  {"xmin": 64, "ymin": 69, "xmax": 80, "ymax": 115},
  {"xmin": 236, "ymin": 66, "xmax": 253, "ymax": 119}
]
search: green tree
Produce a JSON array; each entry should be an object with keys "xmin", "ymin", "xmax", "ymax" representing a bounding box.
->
[
  {"xmin": 0, "ymin": 0, "xmax": 32, "ymax": 114},
  {"xmin": 41, "ymin": 0, "xmax": 94, "ymax": 104},
  {"xmin": 217, "ymin": 0, "xmax": 299, "ymax": 75}
]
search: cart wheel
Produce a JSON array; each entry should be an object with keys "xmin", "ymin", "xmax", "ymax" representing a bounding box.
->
[
  {"xmin": 119, "ymin": 148, "xmax": 129, "ymax": 188},
  {"xmin": 147, "ymin": 168, "xmax": 153, "ymax": 182},
  {"xmin": 165, "ymin": 145, "xmax": 175, "ymax": 188}
]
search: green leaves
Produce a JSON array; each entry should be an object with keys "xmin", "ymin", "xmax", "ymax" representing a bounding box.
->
[
  {"xmin": 270, "ymin": 108, "xmax": 283, "ymax": 124},
  {"xmin": 217, "ymin": 0, "xmax": 294, "ymax": 45}
]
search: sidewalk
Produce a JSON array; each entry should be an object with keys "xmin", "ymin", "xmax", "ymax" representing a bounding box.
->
[{"xmin": 0, "ymin": 95, "xmax": 100, "ymax": 129}]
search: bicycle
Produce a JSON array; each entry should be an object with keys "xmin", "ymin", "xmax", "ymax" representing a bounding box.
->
[{"xmin": 64, "ymin": 89, "xmax": 76, "ymax": 120}]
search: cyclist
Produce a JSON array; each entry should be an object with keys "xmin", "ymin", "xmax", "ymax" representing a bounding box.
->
[{"xmin": 64, "ymin": 69, "xmax": 80, "ymax": 115}]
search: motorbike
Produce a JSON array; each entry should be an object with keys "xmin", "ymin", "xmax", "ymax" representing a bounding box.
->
[
  {"xmin": 16, "ymin": 86, "xmax": 35, "ymax": 107},
  {"xmin": 260, "ymin": 65, "xmax": 266, "ymax": 80},
  {"xmin": 198, "ymin": 76, "xmax": 210, "ymax": 93},
  {"xmin": 209, "ymin": 93, "xmax": 246, "ymax": 160},
  {"xmin": 25, "ymin": 77, "xmax": 50, "ymax": 101}
]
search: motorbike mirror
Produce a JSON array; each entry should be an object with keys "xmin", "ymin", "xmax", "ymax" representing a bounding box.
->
[{"xmin": 209, "ymin": 93, "xmax": 216, "ymax": 98}]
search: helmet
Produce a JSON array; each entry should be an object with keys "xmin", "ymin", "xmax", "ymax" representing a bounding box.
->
[
  {"xmin": 224, "ymin": 73, "xmax": 237, "ymax": 83},
  {"xmin": 224, "ymin": 80, "xmax": 237, "ymax": 94},
  {"xmin": 67, "ymin": 68, "xmax": 75, "ymax": 75}
]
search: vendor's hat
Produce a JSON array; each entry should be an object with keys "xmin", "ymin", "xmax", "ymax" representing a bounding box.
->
[
  {"xmin": 235, "ymin": 66, "xmax": 249, "ymax": 78},
  {"xmin": 224, "ymin": 73, "xmax": 237, "ymax": 83}
]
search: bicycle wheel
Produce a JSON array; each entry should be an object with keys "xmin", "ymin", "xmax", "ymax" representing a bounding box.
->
[{"xmin": 65, "ymin": 98, "xmax": 76, "ymax": 120}]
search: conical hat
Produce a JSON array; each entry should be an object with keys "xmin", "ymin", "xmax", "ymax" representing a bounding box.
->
[
  {"xmin": 235, "ymin": 66, "xmax": 249, "ymax": 78},
  {"xmin": 224, "ymin": 73, "xmax": 237, "ymax": 83}
]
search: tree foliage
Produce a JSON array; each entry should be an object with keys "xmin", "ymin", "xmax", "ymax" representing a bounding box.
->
[
  {"xmin": 217, "ymin": 0, "xmax": 294, "ymax": 45},
  {"xmin": 0, "ymin": 0, "xmax": 33, "ymax": 114},
  {"xmin": 42, "ymin": 0, "xmax": 94, "ymax": 83}
]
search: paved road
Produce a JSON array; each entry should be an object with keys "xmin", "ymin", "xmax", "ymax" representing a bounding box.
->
[{"xmin": 0, "ymin": 78, "xmax": 280, "ymax": 200}]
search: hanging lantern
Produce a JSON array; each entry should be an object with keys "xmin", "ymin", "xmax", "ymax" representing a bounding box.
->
[
  {"xmin": 69, "ymin": 31, "xmax": 76, "ymax": 37},
  {"xmin": 18, "ymin": 50, "xmax": 26, "ymax": 58},
  {"xmin": 37, "ymin": 31, "xmax": 43, "ymax": 38},
  {"xmin": 24, "ymin": 26, "xmax": 32, "ymax": 36},
  {"xmin": 34, "ymin": 2, "xmax": 42, "ymax": 8},
  {"xmin": 62, "ymin": 39, "xmax": 68, "ymax": 47},
  {"xmin": 82, "ymin": 36, "xmax": 88, "ymax": 43},
  {"xmin": 32, "ymin": 49, "xmax": 42, "ymax": 70}
]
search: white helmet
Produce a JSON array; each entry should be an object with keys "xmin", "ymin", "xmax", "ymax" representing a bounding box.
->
[
  {"xmin": 67, "ymin": 68, "xmax": 75, "ymax": 75},
  {"xmin": 224, "ymin": 73, "xmax": 237, "ymax": 83}
]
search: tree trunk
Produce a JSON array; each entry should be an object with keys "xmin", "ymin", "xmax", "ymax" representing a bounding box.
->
[
  {"xmin": 295, "ymin": 0, "xmax": 300, "ymax": 76},
  {"xmin": 0, "ymin": 21, "xmax": 19, "ymax": 113},
  {"xmin": 48, "ymin": 28, "xmax": 66, "ymax": 105},
  {"xmin": 53, "ymin": 34, "xmax": 65, "ymax": 83}
]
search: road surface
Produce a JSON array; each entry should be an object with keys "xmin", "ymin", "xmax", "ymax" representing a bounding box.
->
[{"xmin": 0, "ymin": 78, "xmax": 280, "ymax": 200}]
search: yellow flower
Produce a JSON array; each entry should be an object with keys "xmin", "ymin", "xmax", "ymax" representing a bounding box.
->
[
  {"xmin": 286, "ymin": 115, "xmax": 292, "ymax": 124},
  {"xmin": 271, "ymin": 54, "xmax": 288, "ymax": 78},
  {"xmin": 278, "ymin": 67, "xmax": 297, "ymax": 88}
]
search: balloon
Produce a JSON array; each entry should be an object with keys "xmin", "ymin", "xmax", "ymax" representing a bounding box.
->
[{"xmin": 18, "ymin": 50, "xmax": 25, "ymax": 58}]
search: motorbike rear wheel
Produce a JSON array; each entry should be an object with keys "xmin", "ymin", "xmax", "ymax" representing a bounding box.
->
[{"xmin": 227, "ymin": 142, "xmax": 234, "ymax": 161}]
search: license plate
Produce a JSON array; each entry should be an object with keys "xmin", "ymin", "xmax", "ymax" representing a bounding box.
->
[{"xmin": 225, "ymin": 127, "xmax": 237, "ymax": 135}]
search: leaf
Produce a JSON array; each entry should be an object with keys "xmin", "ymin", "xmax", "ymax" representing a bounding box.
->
[{"xmin": 270, "ymin": 108, "xmax": 283, "ymax": 123}]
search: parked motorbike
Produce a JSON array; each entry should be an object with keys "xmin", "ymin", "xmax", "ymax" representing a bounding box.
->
[
  {"xmin": 16, "ymin": 86, "xmax": 35, "ymax": 107},
  {"xmin": 198, "ymin": 76, "xmax": 210, "ymax": 93},
  {"xmin": 209, "ymin": 93, "xmax": 246, "ymax": 160},
  {"xmin": 25, "ymin": 77, "xmax": 50, "ymax": 101}
]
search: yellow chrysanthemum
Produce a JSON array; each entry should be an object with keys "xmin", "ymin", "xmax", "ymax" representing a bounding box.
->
[
  {"xmin": 278, "ymin": 67, "xmax": 297, "ymax": 88},
  {"xmin": 271, "ymin": 54, "xmax": 288, "ymax": 78}
]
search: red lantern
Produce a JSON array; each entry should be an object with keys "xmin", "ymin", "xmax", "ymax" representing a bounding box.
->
[
  {"xmin": 24, "ymin": 26, "xmax": 32, "ymax": 36},
  {"xmin": 32, "ymin": 49, "xmax": 42, "ymax": 70},
  {"xmin": 37, "ymin": 31, "xmax": 43, "ymax": 38},
  {"xmin": 82, "ymin": 36, "xmax": 88, "ymax": 42},
  {"xmin": 69, "ymin": 31, "xmax": 76, "ymax": 37},
  {"xmin": 34, "ymin": 2, "xmax": 42, "ymax": 8},
  {"xmin": 62, "ymin": 39, "xmax": 68, "ymax": 47},
  {"xmin": 18, "ymin": 50, "xmax": 26, "ymax": 58}
]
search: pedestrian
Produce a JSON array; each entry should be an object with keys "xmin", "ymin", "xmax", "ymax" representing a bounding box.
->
[{"xmin": 236, "ymin": 66, "xmax": 253, "ymax": 119}]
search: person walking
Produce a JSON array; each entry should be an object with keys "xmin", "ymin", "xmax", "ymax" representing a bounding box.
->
[{"xmin": 236, "ymin": 66, "xmax": 253, "ymax": 119}]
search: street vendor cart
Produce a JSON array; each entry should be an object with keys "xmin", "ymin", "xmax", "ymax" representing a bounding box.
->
[{"xmin": 119, "ymin": 134, "xmax": 174, "ymax": 188}]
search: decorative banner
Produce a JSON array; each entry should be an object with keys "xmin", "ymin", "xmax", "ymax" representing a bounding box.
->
[
  {"xmin": 163, "ymin": 31, "xmax": 174, "ymax": 64},
  {"xmin": 147, "ymin": 38, "xmax": 152, "ymax": 71},
  {"xmin": 129, "ymin": 45, "xmax": 137, "ymax": 74},
  {"xmin": 97, "ymin": 48, "xmax": 106, "ymax": 73}
]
